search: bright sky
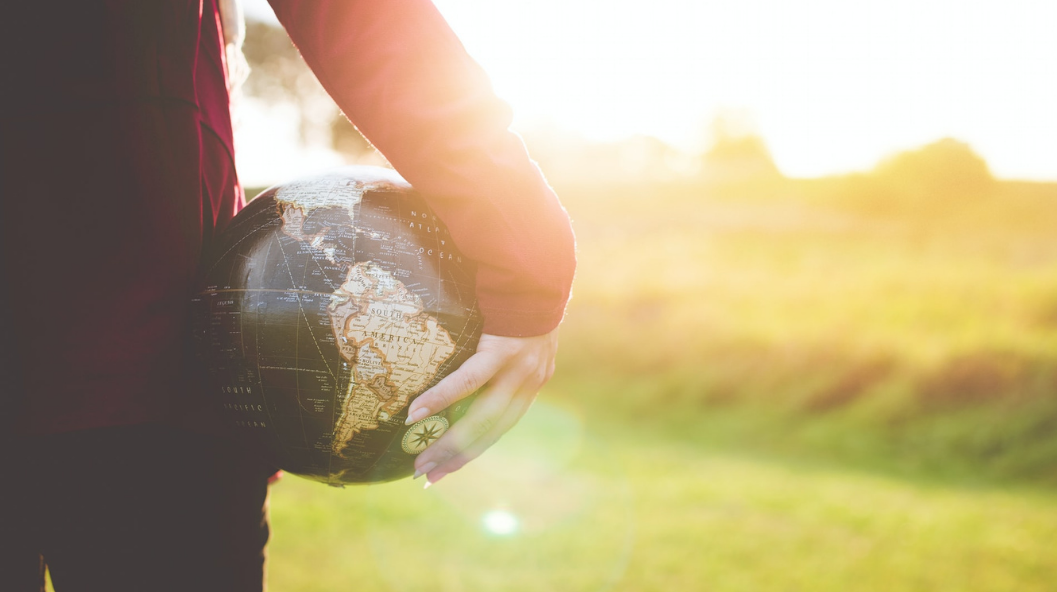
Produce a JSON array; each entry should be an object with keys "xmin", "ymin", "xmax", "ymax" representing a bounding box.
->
[{"xmin": 243, "ymin": 0, "xmax": 1057, "ymax": 181}]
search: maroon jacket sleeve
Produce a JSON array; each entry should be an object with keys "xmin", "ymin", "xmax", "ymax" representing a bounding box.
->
[{"xmin": 267, "ymin": 0, "xmax": 575, "ymax": 337}]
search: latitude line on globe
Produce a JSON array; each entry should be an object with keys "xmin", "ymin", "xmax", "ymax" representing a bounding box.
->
[
  {"xmin": 203, "ymin": 214, "xmax": 280, "ymax": 277},
  {"xmin": 258, "ymin": 366, "xmax": 329, "ymax": 373},
  {"xmin": 196, "ymin": 288, "xmax": 344, "ymax": 297}
]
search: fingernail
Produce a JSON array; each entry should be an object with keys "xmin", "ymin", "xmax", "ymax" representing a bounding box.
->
[
  {"xmin": 405, "ymin": 407, "xmax": 430, "ymax": 426},
  {"xmin": 413, "ymin": 462, "xmax": 436, "ymax": 479},
  {"xmin": 423, "ymin": 472, "xmax": 446, "ymax": 490}
]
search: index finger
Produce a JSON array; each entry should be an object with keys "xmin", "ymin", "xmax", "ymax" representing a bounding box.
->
[{"xmin": 405, "ymin": 350, "xmax": 503, "ymax": 425}]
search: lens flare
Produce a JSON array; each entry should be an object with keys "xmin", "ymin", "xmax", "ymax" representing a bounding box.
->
[
  {"xmin": 365, "ymin": 400, "xmax": 634, "ymax": 592},
  {"xmin": 481, "ymin": 510, "xmax": 520, "ymax": 536}
]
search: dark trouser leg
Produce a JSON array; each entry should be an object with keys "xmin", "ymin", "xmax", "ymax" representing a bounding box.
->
[
  {"xmin": 0, "ymin": 542, "xmax": 45, "ymax": 592},
  {"xmin": 1, "ymin": 424, "xmax": 274, "ymax": 592}
]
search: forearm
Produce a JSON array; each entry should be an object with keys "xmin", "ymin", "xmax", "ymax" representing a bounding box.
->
[{"xmin": 268, "ymin": 0, "xmax": 576, "ymax": 336}]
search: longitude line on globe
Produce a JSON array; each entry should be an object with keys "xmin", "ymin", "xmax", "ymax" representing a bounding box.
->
[
  {"xmin": 307, "ymin": 240, "xmax": 341, "ymax": 293},
  {"xmin": 249, "ymin": 231, "xmax": 280, "ymax": 439},
  {"xmin": 293, "ymin": 247, "xmax": 312, "ymax": 446}
]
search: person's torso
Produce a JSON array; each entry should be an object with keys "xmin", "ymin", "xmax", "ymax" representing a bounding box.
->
[{"xmin": 1, "ymin": 0, "xmax": 241, "ymax": 435}]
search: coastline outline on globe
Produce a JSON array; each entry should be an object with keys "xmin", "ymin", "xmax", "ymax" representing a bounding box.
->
[{"xmin": 192, "ymin": 166, "xmax": 482, "ymax": 485}]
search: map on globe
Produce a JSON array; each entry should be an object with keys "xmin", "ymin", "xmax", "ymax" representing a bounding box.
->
[{"xmin": 193, "ymin": 167, "xmax": 482, "ymax": 484}]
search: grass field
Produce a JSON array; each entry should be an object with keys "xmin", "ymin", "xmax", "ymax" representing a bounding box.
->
[
  {"xmin": 266, "ymin": 401, "xmax": 1057, "ymax": 592},
  {"xmin": 262, "ymin": 153, "xmax": 1057, "ymax": 591}
]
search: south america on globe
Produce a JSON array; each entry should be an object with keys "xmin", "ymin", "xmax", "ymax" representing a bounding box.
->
[{"xmin": 191, "ymin": 166, "xmax": 482, "ymax": 485}]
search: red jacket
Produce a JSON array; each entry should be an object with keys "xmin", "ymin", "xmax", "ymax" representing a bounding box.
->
[{"xmin": 0, "ymin": 0, "xmax": 575, "ymax": 435}]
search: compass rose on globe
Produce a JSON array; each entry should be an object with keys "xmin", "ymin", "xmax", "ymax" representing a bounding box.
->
[{"xmin": 402, "ymin": 416, "xmax": 450, "ymax": 455}]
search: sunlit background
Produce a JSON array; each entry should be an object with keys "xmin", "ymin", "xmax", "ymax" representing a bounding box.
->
[
  {"xmin": 240, "ymin": 0, "xmax": 1056, "ymax": 185},
  {"xmin": 236, "ymin": 2, "xmax": 1057, "ymax": 592}
]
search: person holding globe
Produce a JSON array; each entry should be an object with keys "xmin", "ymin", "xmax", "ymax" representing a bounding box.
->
[{"xmin": 0, "ymin": 1, "xmax": 575, "ymax": 590}]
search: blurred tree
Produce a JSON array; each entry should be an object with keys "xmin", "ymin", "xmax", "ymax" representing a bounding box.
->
[
  {"xmin": 826, "ymin": 138, "xmax": 996, "ymax": 217},
  {"xmin": 242, "ymin": 20, "xmax": 376, "ymax": 160},
  {"xmin": 872, "ymin": 137, "xmax": 995, "ymax": 201},
  {"xmin": 700, "ymin": 113, "xmax": 782, "ymax": 183},
  {"xmin": 330, "ymin": 115, "xmax": 374, "ymax": 159}
]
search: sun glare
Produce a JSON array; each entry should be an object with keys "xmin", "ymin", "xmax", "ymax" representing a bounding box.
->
[
  {"xmin": 433, "ymin": 0, "xmax": 1057, "ymax": 180},
  {"xmin": 239, "ymin": 0, "xmax": 1056, "ymax": 182}
]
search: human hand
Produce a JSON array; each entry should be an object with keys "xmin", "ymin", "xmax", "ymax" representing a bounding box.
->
[{"xmin": 406, "ymin": 328, "xmax": 560, "ymax": 486}]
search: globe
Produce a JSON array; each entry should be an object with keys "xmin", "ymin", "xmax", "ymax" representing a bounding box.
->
[{"xmin": 192, "ymin": 166, "xmax": 482, "ymax": 485}]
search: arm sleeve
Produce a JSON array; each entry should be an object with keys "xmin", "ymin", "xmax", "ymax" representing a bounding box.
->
[{"xmin": 267, "ymin": 0, "xmax": 576, "ymax": 336}]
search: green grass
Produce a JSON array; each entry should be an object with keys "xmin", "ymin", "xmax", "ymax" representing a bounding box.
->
[{"xmin": 266, "ymin": 399, "xmax": 1057, "ymax": 592}]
